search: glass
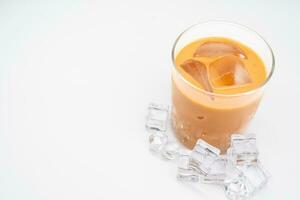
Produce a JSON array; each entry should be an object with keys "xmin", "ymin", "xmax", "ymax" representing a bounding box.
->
[{"xmin": 171, "ymin": 21, "xmax": 275, "ymax": 153}]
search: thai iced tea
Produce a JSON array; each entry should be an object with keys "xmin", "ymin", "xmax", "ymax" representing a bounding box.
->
[{"xmin": 172, "ymin": 37, "xmax": 267, "ymax": 153}]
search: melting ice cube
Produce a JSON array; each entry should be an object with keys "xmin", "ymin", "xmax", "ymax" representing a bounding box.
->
[
  {"xmin": 228, "ymin": 134, "xmax": 258, "ymax": 165},
  {"xmin": 200, "ymin": 155, "xmax": 227, "ymax": 184},
  {"xmin": 177, "ymin": 150, "xmax": 199, "ymax": 182},
  {"xmin": 224, "ymin": 160, "xmax": 270, "ymax": 199},
  {"xmin": 180, "ymin": 59, "xmax": 213, "ymax": 93},
  {"xmin": 189, "ymin": 139, "xmax": 221, "ymax": 175},
  {"xmin": 224, "ymin": 161, "xmax": 252, "ymax": 200},
  {"xmin": 149, "ymin": 132, "xmax": 168, "ymax": 153},
  {"xmin": 238, "ymin": 161, "xmax": 270, "ymax": 194},
  {"xmin": 161, "ymin": 142, "xmax": 181, "ymax": 160},
  {"xmin": 209, "ymin": 55, "xmax": 252, "ymax": 88},
  {"xmin": 146, "ymin": 103, "xmax": 169, "ymax": 132},
  {"xmin": 194, "ymin": 41, "xmax": 247, "ymax": 59}
]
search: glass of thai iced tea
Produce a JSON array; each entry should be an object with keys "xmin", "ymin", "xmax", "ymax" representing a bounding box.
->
[{"xmin": 171, "ymin": 21, "xmax": 275, "ymax": 153}]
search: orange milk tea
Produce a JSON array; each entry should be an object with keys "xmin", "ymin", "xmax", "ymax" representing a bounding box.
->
[{"xmin": 172, "ymin": 37, "xmax": 267, "ymax": 153}]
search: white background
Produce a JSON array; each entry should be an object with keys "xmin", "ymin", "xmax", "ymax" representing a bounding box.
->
[{"xmin": 1, "ymin": 0, "xmax": 300, "ymax": 199}]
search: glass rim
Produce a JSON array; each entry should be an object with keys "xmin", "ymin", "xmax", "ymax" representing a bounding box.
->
[{"xmin": 171, "ymin": 20, "xmax": 275, "ymax": 97}]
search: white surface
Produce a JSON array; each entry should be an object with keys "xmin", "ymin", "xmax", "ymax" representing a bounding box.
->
[{"xmin": 0, "ymin": 0, "xmax": 300, "ymax": 199}]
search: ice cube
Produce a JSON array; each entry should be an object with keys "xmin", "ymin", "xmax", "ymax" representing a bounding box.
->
[
  {"xmin": 180, "ymin": 59, "xmax": 213, "ymax": 93},
  {"xmin": 146, "ymin": 103, "xmax": 169, "ymax": 132},
  {"xmin": 228, "ymin": 134, "xmax": 258, "ymax": 165},
  {"xmin": 177, "ymin": 150, "xmax": 199, "ymax": 182},
  {"xmin": 200, "ymin": 155, "xmax": 227, "ymax": 184},
  {"xmin": 238, "ymin": 161, "xmax": 270, "ymax": 194},
  {"xmin": 161, "ymin": 142, "xmax": 181, "ymax": 160},
  {"xmin": 149, "ymin": 132, "xmax": 168, "ymax": 153},
  {"xmin": 224, "ymin": 161, "xmax": 252, "ymax": 200},
  {"xmin": 209, "ymin": 55, "xmax": 252, "ymax": 88},
  {"xmin": 194, "ymin": 41, "xmax": 247, "ymax": 59},
  {"xmin": 224, "ymin": 161, "xmax": 270, "ymax": 199},
  {"xmin": 189, "ymin": 139, "xmax": 221, "ymax": 175}
]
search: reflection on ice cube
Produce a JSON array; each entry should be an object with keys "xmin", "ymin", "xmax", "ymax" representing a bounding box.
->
[{"xmin": 209, "ymin": 55, "xmax": 252, "ymax": 88}]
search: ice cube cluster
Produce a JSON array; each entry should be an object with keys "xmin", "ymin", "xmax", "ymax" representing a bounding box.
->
[
  {"xmin": 145, "ymin": 103, "xmax": 270, "ymax": 200},
  {"xmin": 181, "ymin": 41, "xmax": 252, "ymax": 92}
]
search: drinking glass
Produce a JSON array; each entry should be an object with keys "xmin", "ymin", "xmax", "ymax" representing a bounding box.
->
[{"xmin": 171, "ymin": 21, "xmax": 275, "ymax": 153}]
